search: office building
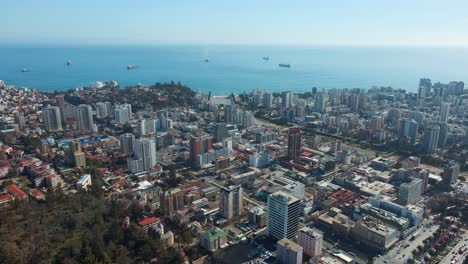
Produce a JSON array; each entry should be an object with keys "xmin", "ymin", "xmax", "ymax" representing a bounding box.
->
[
  {"xmin": 398, "ymin": 178, "xmax": 423, "ymax": 205},
  {"xmin": 42, "ymin": 106, "xmax": 62, "ymax": 131},
  {"xmin": 219, "ymin": 185, "xmax": 243, "ymax": 219},
  {"xmin": 277, "ymin": 238, "xmax": 303, "ymax": 264},
  {"xmin": 200, "ymin": 227, "xmax": 227, "ymax": 252},
  {"xmin": 267, "ymin": 191, "xmax": 301, "ymax": 240},
  {"xmin": 287, "ymin": 128, "xmax": 302, "ymax": 161},
  {"xmin": 297, "ymin": 227, "xmax": 323, "ymax": 257}
]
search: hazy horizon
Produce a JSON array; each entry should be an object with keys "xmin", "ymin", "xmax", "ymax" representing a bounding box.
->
[{"xmin": 3, "ymin": 0, "xmax": 468, "ymax": 47}]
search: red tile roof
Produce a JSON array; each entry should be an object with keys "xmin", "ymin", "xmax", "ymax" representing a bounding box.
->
[
  {"xmin": 7, "ymin": 185, "xmax": 27, "ymax": 198},
  {"xmin": 0, "ymin": 194, "xmax": 14, "ymax": 202},
  {"xmin": 31, "ymin": 189, "xmax": 45, "ymax": 198},
  {"xmin": 138, "ymin": 217, "xmax": 159, "ymax": 227}
]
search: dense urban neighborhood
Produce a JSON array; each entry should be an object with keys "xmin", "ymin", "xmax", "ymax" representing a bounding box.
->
[{"xmin": 0, "ymin": 78, "xmax": 467, "ymax": 264}]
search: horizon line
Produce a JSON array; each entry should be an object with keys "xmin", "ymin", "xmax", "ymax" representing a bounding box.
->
[{"xmin": 2, "ymin": 41, "xmax": 468, "ymax": 49}]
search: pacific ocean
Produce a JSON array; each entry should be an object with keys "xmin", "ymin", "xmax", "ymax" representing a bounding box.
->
[{"xmin": 1, "ymin": 44, "xmax": 467, "ymax": 95}]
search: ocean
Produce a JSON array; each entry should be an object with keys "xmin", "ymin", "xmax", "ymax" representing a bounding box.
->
[{"xmin": 1, "ymin": 45, "xmax": 467, "ymax": 95}]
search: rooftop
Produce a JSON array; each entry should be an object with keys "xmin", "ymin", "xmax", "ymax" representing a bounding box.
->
[
  {"xmin": 278, "ymin": 238, "xmax": 303, "ymax": 252},
  {"xmin": 201, "ymin": 227, "xmax": 226, "ymax": 240}
]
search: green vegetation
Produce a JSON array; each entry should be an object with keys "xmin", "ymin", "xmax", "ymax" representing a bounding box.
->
[{"xmin": 0, "ymin": 190, "xmax": 183, "ymax": 264}]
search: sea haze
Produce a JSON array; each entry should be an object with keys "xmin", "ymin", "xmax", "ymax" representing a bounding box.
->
[{"xmin": 1, "ymin": 45, "xmax": 467, "ymax": 95}]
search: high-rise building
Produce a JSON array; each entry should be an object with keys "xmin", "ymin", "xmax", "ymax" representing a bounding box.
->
[
  {"xmin": 75, "ymin": 104, "xmax": 94, "ymax": 131},
  {"xmin": 267, "ymin": 191, "xmax": 301, "ymax": 240},
  {"xmin": 437, "ymin": 122, "xmax": 448, "ymax": 148},
  {"xmin": 215, "ymin": 123, "xmax": 229, "ymax": 141},
  {"xmin": 42, "ymin": 106, "xmax": 62, "ymax": 131},
  {"xmin": 95, "ymin": 101, "xmax": 113, "ymax": 119},
  {"xmin": 349, "ymin": 94, "xmax": 360, "ymax": 112},
  {"xmin": 314, "ymin": 93, "xmax": 326, "ymax": 113},
  {"xmin": 277, "ymin": 239, "xmax": 303, "ymax": 264},
  {"xmin": 55, "ymin": 94, "xmax": 66, "ymax": 108},
  {"xmin": 442, "ymin": 162, "xmax": 460, "ymax": 186},
  {"xmin": 263, "ymin": 93, "xmax": 273, "ymax": 108},
  {"xmin": 119, "ymin": 133, "xmax": 135, "ymax": 155},
  {"xmin": 127, "ymin": 138, "xmax": 157, "ymax": 173},
  {"xmin": 15, "ymin": 112, "xmax": 26, "ymax": 130},
  {"xmin": 439, "ymin": 102, "xmax": 450, "ymax": 123},
  {"xmin": 398, "ymin": 118, "xmax": 418, "ymax": 144},
  {"xmin": 398, "ymin": 178, "xmax": 423, "ymax": 205},
  {"xmin": 189, "ymin": 136, "xmax": 213, "ymax": 165},
  {"xmin": 138, "ymin": 119, "xmax": 156, "ymax": 136},
  {"xmin": 297, "ymin": 227, "xmax": 323, "ymax": 257},
  {"xmin": 224, "ymin": 105, "xmax": 236, "ymax": 123},
  {"xmin": 114, "ymin": 104, "xmax": 132, "ymax": 125},
  {"xmin": 282, "ymin": 92, "xmax": 293, "ymax": 108},
  {"xmin": 422, "ymin": 124, "xmax": 440, "ymax": 154},
  {"xmin": 160, "ymin": 188, "xmax": 184, "ymax": 216},
  {"xmin": 418, "ymin": 78, "xmax": 432, "ymax": 99},
  {"xmin": 287, "ymin": 128, "xmax": 302, "ymax": 161},
  {"xmin": 70, "ymin": 140, "xmax": 86, "ymax": 168},
  {"xmin": 219, "ymin": 185, "xmax": 243, "ymax": 219}
]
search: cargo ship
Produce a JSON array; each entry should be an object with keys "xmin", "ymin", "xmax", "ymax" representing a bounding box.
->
[
  {"xmin": 263, "ymin": 57, "xmax": 270, "ymax": 61},
  {"xmin": 127, "ymin": 65, "xmax": 139, "ymax": 70},
  {"xmin": 278, "ymin": 63, "xmax": 291, "ymax": 68}
]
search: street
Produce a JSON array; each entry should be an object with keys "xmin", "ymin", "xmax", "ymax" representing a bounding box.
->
[
  {"xmin": 375, "ymin": 222, "xmax": 439, "ymax": 264},
  {"xmin": 439, "ymin": 232, "xmax": 468, "ymax": 264}
]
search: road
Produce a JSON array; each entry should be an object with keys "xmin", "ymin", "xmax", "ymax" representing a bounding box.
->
[
  {"xmin": 375, "ymin": 222, "xmax": 439, "ymax": 264},
  {"xmin": 439, "ymin": 232, "xmax": 468, "ymax": 264}
]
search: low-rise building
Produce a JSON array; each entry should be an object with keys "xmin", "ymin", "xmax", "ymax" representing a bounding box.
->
[
  {"xmin": 200, "ymin": 227, "xmax": 227, "ymax": 252},
  {"xmin": 77, "ymin": 174, "xmax": 92, "ymax": 191}
]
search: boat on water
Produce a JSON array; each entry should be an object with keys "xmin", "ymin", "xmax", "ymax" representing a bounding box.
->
[
  {"xmin": 21, "ymin": 69, "xmax": 31, "ymax": 72},
  {"xmin": 278, "ymin": 63, "xmax": 291, "ymax": 68},
  {"xmin": 67, "ymin": 60, "xmax": 72, "ymax": 66},
  {"xmin": 127, "ymin": 65, "xmax": 139, "ymax": 70},
  {"xmin": 262, "ymin": 57, "xmax": 270, "ymax": 61},
  {"xmin": 204, "ymin": 59, "xmax": 210, "ymax": 63}
]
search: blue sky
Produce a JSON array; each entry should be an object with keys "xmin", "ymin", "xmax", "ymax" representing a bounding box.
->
[{"xmin": 3, "ymin": 0, "xmax": 468, "ymax": 46}]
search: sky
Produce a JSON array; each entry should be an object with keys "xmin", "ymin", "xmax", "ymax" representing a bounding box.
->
[{"xmin": 3, "ymin": 0, "xmax": 468, "ymax": 46}]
